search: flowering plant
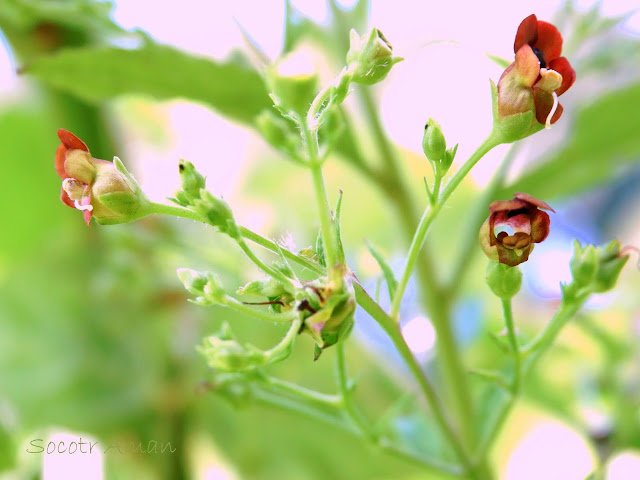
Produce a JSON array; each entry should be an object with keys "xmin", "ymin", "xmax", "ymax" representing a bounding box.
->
[{"xmin": 2, "ymin": 3, "xmax": 638, "ymax": 479}]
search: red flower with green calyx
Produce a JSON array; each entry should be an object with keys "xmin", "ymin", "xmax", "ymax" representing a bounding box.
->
[
  {"xmin": 479, "ymin": 193, "xmax": 555, "ymax": 267},
  {"xmin": 55, "ymin": 129, "xmax": 149, "ymax": 225},
  {"xmin": 496, "ymin": 14, "xmax": 576, "ymax": 131}
]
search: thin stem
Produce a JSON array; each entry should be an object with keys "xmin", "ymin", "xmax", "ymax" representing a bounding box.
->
[
  {"xmin": 335, "ymin": 342, "xmax": 375, "ymax": 440},
  {"xmin": 150, "ymin": 202, "xmax": 325, "ymax": 275},
  {"xmin": 222, "ymin": 295, "xmax": 297, "ymax": 323},
  {"xmin": 502, "ymin": 298, "xmax": 521, "ymax": 392},
  {"xmin": 303, "ymin": 123, "xmax": 338, "ymax": 269},
  {"xmin": 149, "ymin": 201, "xmax": 205, "ymax": 222},
  {"xmin": 390, "ymin": 133, "xmax": 500, "ymax": 320},
  {"xmin": 476, "ymin": 289, "xmax": 592, "ymax": 460},
  {"xmin": 247, "ymin": 377, "xmax": 463, "ymax": 477},
  {"xmin": 260, "ymin": 375, "xmax": 342, "ymax": 408},
  {"xmin": 236, "ymin": 238, "xmax": 296, "ymax": 290},
  {"xmin": 352, "ymin": 281, "xmax": 476, "ymax": 475},
  {"xmin": 264, "ymin": 316, "xmax": 303, "ymax": 360}
]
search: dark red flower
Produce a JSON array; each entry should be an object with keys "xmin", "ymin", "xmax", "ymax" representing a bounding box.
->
[
  {"xmin": 479, "ymin": 192, "xmax": 555, "ymax": 267},
  {"xmin": 497, "ymin": 14, "xmax": 576, "ymax": 127}
]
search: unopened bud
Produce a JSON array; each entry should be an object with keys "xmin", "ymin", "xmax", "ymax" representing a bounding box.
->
[
  {"xmin": 422, "ymin": 118, "xmax": 447, "ymax": 163},
  {"xmin": 486, "ymin": 262, "xmax": 522, "ymax": 299},
  {"xmin": 591, "ymin": 240, "xmax": 629, "ymax": 293},
  {"xmin": 346, "ymin": 28, "xmax": 402, "ymax": 85},
  {"xmin": 570, "ymin": 240, "xmax": 598, "ymax": 286}
]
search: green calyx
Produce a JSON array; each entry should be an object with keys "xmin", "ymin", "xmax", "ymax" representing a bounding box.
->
[{"xmin": 486, "ymin": 261, "xmax": 522, "ymax": 299}]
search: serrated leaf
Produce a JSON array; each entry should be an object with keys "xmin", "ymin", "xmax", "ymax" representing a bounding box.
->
[
  {"xmin": 365, "ymin": 241, "xmax": 398, "ymax": 300},
  {"xmin": 23, "ymin": 43, "xmax": 272, "ymax": 125}
]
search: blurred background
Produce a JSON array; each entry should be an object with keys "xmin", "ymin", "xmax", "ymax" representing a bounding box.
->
[{"xmin": 1, "ymin": 0, "xmax": 639, "ymax": 479}]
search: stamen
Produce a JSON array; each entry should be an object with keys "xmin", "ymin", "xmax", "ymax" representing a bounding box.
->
[
  {"xmin": 74, "ymin": 200, "xmax": 93, "ymax": 212},
  {"xmin": 545, "ymin": 92, "xmax": 559, "ymax": 129}
]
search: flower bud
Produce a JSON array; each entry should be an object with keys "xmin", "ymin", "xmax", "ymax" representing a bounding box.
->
[
  {"xmin": 193, "ymin": 191, "xmax": 239, "ymax": 239},
  {"xmin": 177, "ymin": 269, "xmax": 226, "ymax": 305},
  {"xmin": 422, "ymin": 118, "xmax": 447, "ymax": 163},
  {"xmin": 56, "ymin": 130, "xmax": 150, "ymax": 225},
  {"xmin": 570, "ymin": 240, "xmax": 598, "ymax": 287},
  {"xmin": 346, "ymin": 28, "xmax": 403, "ymax": 85},
  {"xmin": 486, "ymin": 262, "xmax": 522, "ymax": 299},
  {"xmin": 198, "ymin": 324, "xmax": 266, "ymax": 372},
  {"xmin": 591, "ymin": 240, "xmax": 630, "ymax": 293},
  {"xmin": 266, "ymin": 49, "xmax": 319, "ymax": 117},
  {"xmin": 178, "ymin": 159, "xmax": 205, "ymax": 199}
]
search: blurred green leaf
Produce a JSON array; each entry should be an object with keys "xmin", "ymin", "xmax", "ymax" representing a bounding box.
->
[
  {"xmin": 505, "ymin": 81, "xmax": 640, "ymax": 199},
  {"xmin": 366, "ymin": 240, "xmax": 397, "ymax": 299},
  {"xmin": 23, "ymin": 43, "xmax": 272, "ymax": 124},
  {"xmin": 0, "ymin": 420, "xmax": 16, "ymax": 473},
  {"xmin": 0, "ymin": 0, "xmax": 124, "ymax": 35}
]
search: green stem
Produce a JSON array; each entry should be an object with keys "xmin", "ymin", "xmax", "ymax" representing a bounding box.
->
[
  {"xmin": 335, "ymin": 342, "xmax": 375, "ymax": 440},
  {"xmin": 248, "ymin": 377, "xmax": 463, "ymax": 477},
  {"xmin": 303, "ymin": 124, "xmax": 338, "ymax": 269},
  {"xmin": 352, "ymin": 282, "xmax": 476, "ymax": 475},
  {"xmin": 502, "ymin": 298, "xmax": 521, "ymax": 392},
  {"xmin": 236, "ymin": 238, "xmax": 296, "ymax": 289},
  {"xmin": 222, "ymin": 295, "xmax": 297, "ymax": 323},
  {"xmin": 150, "ymin": 202, "xmax": 325, "ymax": 275},
  {"xmin": 476, "ymin": 288, "xmax": 591, "ymax": 459},
  {"xmin": 390, "ymin": 133, "xmax": 500, "ymax": 320},
  {"xmin": 264, "ymin": 316, "xmax": 303, "ymax": 360}
]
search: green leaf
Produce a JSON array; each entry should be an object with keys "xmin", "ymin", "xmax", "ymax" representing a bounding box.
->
[
  {"xmin": 486, "ymin": 54, "xmax": 511, "ymax": 69},
  {"xmin": 0, "ymin": 0, "xmax": 125, "ymax": 35},
  {"xmin": 23, "ymin": 43, "xmax": 272, "ymax": 125},
  {"xmin": 0, "ymin": 420, "xmax": 16, "ymax": 473},
  {"xmin": 365, "ymin": 241, "xmax": 398, "ymax": 300},
  {"xmin": 505, "ymin": 81, "xmax": 640, "ymax": 199}
]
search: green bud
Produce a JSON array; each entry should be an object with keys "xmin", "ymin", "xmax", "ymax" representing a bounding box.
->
[
  {"xmin": 237, "ymin": 277, "xmax": 288, "ymax": 299},
  {"xmin": 486, "ymin": 262, "xmax": 522, "ymax": 299},
  {"xmin": 193, "ymin": 191, "xmax": 239, "ymax": 239},
  {"xmin": 570, "ymin": 240, "xmax": 598, "ymax": 286},
  {"xmin": 441, "ymin": 144, "xmax": 458, "ymax": 173},
  {"xmin": 346, "ymin": 28, "xmax": 403, "ymax": 85},
  {"xmin": 266, "ymin": 50, "xmax": 319, "ymax": 117},
  {"xmin": 422, "ymin": 118, "xmax": 447, "ymax": 163},
  {"xmin": 591, "ymin": 240, "xmax": 629, "ymax": 293},
  {"xmin": 177, "ymin": 269, "xmax": 226, "ymax": 305},
  {"xmin": 178, "ymin": 160, "xmax": 206, "ymax": 199},
  {"xmin": 177, "ymin": 268, "xmax": 208, "ymax": 296},
  {"xmin": 198, "ymin": 323, "xmax": 266, "ymax": 372}
]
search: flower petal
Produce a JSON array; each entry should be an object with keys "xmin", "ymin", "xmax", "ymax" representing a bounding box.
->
[
  {"xmin": 55, "ymin": 144, "xmax": 69, "ymax": 179},
  {"xmin": 514, "ymin": 14, "xmax": 538, "ymax": 53},
  {"xmin": 489, "ymin": 198, "xmax": 529, "ymax": 213},
  {"xmin": 60, "ymin": 186, "xmax": 75, "ymax": 208},
  {"xmin": 57, "ymin": 129, "xmax": 89, "ymax": 152},
  {"xmin": 497, "ymin": 243, "xmax": 533, "ymax": 267},
  {"xmin": 514, "ymin": 45, "xmax": 541, "ymax": 87},
  {"xmin": 533, "ymin": 87, "xmax": 562, "ymax": 125},
  {"xmin": 64, "ymin": 149, "xmax": 96, "ymax": 184},
  {"xmin": 532, "ymin": 21, "xmax": 563, "ymax": 63},
  {"xmin": 548, "ymin": 57, "xmax": 575, "ymax": 96},
  {"xmin": 530, "ymin": 209, "xmax": 551, "ymax": 243},
  {"xmin": 514, "ymin": 192, "xmax": 555, "ymax": 212},
  {"xmin": 81, "ymin": 188, "xmax": 93, "ymax": 226}
]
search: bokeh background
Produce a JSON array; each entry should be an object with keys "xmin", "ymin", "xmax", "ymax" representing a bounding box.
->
[{"xmin": 1, "ymin": 0, "xmax": 640, "ymax": 479}]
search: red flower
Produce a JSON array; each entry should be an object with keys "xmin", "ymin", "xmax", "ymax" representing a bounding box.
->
[
  {"xmin": 55, "ymin": 129, "xmax": 148, "ymax": 225},
  {"xmin": 479, "ymin": 193, "xmax": 555, "ymax": 267},
  {"xmin": 497, "ymin": 14, "xmax": 576, "ymax": 128}
]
